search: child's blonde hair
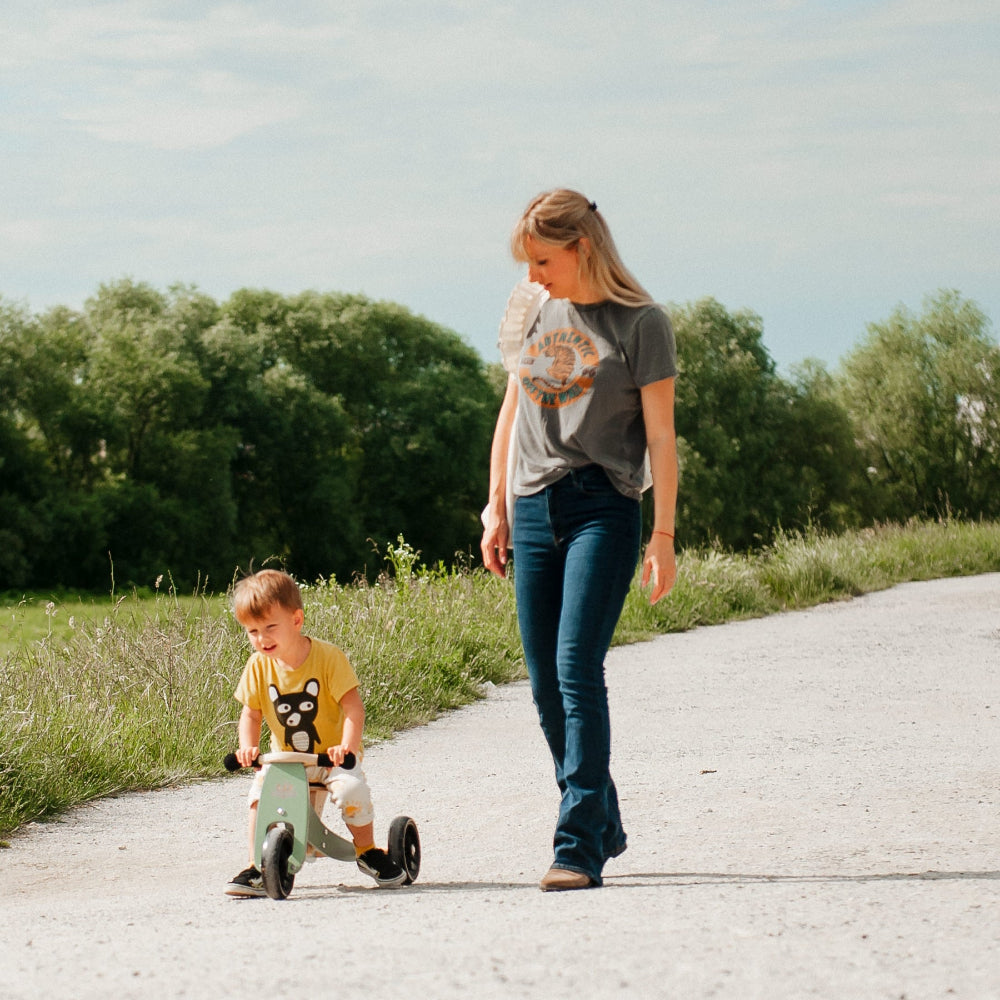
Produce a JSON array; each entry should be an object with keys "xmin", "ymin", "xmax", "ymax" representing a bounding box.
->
[
  {"xmin": 510, "ymin": 189, "xmax": 654, "ymax": 307},
  {"xmin": 232, "ymin": 569, "xmax": 304, "ymax": 623}
]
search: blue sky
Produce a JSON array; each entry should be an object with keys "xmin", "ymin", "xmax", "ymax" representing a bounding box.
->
[{"xmin": 2, "ymin": 0, "xmax": 997, "ymax": 370}]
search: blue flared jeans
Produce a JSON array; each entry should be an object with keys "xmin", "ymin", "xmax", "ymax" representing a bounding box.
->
[{"xmin": 512, "ymin": 465, "xmax": 642, "ymax": 884}]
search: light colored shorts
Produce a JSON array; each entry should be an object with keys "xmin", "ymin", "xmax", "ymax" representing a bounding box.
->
[{"xmin": 247, "ymin": 760, "xmax": 375, "ymax": 828}]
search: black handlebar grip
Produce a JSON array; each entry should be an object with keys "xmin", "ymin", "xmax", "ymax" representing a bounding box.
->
[
  {"xmin": 317, "ymin": 751, "xmax": 356, "ymax": 770},
  {"xmin": 225, "ymin": 751, "xmax": 353, "ymax": 770},
  {"xmin": 223, "ymin": 752, "xmax": 262, "ymax": 771}
]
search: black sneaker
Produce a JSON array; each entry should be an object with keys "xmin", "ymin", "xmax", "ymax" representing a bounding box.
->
[
  {"xmin": 225, "ymin": 865, "xmax": 266, "ymax": 898},
  {"xmin": 356, "ymin": 847, "xmax": 407, "ymax": 887}
]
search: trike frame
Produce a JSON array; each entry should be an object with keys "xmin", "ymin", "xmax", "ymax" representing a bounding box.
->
[{"xmin": 226, "ymin": 750, "xmax": 420, "ymax": 899}]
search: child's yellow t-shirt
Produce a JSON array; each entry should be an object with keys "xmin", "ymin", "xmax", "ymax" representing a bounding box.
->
[{"xmin": 234, "ymin": 637, "xmax": 361, "ymax": 754}]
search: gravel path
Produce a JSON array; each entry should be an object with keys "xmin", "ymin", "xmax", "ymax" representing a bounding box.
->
[{"xmin": 2, "ymin": 574, "xmax": 998, "ymax": 999}]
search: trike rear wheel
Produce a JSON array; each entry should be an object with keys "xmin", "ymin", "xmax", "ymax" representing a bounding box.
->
[{"xmin": 388, "ymin": 815, "xmax": 420, "ymax": 885}]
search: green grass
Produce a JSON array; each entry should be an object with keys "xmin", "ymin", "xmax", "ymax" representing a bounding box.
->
[
  {"xmin": 3, "ymin": 521, "xmax": 999, "ymax": 837},
  {"xmin": 615, "ymin": 518, "xmax": 1000, "ymax": 642},
  {"xmin": 0, "ymin": 589, "xmax": 222, "ymax": 657},
  {"xmin": 1, "ymin": 594, "xmax": 116, "ymax": 657}
]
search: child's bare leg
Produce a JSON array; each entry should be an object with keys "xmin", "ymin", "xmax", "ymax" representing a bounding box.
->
[
  {"xmin": 307, "ymin": 788, "xmax": 327, "ymax": 857},
  {"xmin": 347, "ymin": 822, "xmax": 377, "ymax": 854},
  {"xmin": 247, "ymin": 801, "xmax": 258, "ymax": 864}
]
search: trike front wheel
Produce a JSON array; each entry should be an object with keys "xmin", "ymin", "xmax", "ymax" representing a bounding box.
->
[{"xmin": 261, "ymin": 825, "xmax": 295, "ymax": 900}]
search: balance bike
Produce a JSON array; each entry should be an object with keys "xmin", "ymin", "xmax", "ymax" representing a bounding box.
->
[{"xmin": 224, "ymin": 750, "xmax": 421, "ymax": 900}]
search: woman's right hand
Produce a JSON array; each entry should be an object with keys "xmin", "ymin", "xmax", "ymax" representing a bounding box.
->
[
  {"xmin": 482, "ymin": 375, "xmax": 519, "ymax": 579},
  {"xmin": 480, "ymin": 507, "xmax": 510, "ymax": 578}
]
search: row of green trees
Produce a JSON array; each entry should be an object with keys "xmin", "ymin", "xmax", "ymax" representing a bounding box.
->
[
  {"xmin": 1, "ymin": 282, "xmax": 997, "ymax": 591},
  {"xmin": 674, "ymin": 291, "xmax": 1000, "ymax": 547},
  {"xmin": 0, "ymin": 282, "xmax": 498, "ymax": 589}
]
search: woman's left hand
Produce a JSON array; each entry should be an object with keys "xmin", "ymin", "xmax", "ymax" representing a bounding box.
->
[{"xmin": 641, "ymin": 533, "xmax": 676, "ymax": 605}]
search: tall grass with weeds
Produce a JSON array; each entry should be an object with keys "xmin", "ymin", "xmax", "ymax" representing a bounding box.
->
[
  {"xmin": 1, "ymin": 590, "xmax": 243, "ymax": 839},
  {"xmin": 301, "ymin": 541, "xmax": 523, "ymax": 741},
  {"xmin": 0, "ymin": 540, "xmax": 523, "ymax": 837},
  {"xmin": 3, "ymin": 521, "xmax": 999, "ymax": 838},
  {"xmin": 617, "ymin": 518, "xmax": 1000, "ymax": 642}
]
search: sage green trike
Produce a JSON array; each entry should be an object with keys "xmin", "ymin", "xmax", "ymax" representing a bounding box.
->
[{"xmin": 224, "ymin": 750, "xmax": 421, "ymax": 900}]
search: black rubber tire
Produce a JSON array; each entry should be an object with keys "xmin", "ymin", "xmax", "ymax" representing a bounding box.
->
[
  {"xmin": 261, "ymin": 825, "xmax": 295, "ymax": 900},
  {"xmin": 388, "ymin": 815, "xmax": 420, "ymax": 885}
]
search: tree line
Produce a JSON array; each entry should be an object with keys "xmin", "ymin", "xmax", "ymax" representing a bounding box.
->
[
  {"xmin": 1, "ymin": 281, "xmax": 997, "ymax": 592},
  {"xmin": 672, "ymin": 291, "xmax": 1000, "ymax": 547}
]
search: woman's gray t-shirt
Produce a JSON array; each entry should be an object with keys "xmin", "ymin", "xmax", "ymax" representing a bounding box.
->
[{"xmin": 513, "ymin": 297, "xmax": 677, "ymax": 500}]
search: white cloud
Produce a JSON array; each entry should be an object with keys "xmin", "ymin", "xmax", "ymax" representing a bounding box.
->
[
  {"xmin": 62, "ymin": 69, "xmax": 305, "ymax": 149},
  {"xmin": 5, "ymin": 3, "xmax": 347, "ymax": 148},
  {"xmin": 0, "ymin": 218, "xmax": 53, "ymax": 252},
  {"xmin": 30, "ymin": 2, "xmax": 347, "ymax": 63}
]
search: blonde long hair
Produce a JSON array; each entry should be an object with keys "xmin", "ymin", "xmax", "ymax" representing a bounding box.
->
[{"xmin": 510, "ymin": 189, "xmax": 654, "ymax": 307}]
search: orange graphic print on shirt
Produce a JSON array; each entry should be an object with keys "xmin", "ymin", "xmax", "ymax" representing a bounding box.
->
[{"xmin": 520, "ymin": 327, "xmax": 600, "ymax": 408}]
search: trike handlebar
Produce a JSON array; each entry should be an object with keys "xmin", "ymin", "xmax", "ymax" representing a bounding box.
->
[{"xmin": 223, "ymin": 750, "xmax": 356, "ymax": 772}]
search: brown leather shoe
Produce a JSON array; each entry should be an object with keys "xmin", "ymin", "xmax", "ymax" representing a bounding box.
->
[{"xmin": 539, "ymin": 867, "xmax": 595, "ymax": 891}]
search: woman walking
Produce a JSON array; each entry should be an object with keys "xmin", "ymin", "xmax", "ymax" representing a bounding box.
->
[{"xmin": 481, "ymin": 188, "xmax": 679, "ymax": 891}]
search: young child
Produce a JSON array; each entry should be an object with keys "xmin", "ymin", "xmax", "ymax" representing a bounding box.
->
[{"xmin": 225, "ymin": 569, "xmax": 406, "ymax": 896}]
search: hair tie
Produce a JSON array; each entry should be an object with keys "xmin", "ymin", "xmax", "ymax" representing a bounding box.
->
[{"xmin": 588, "ymin": 201, "xmax": 597, "ymax": 212}]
